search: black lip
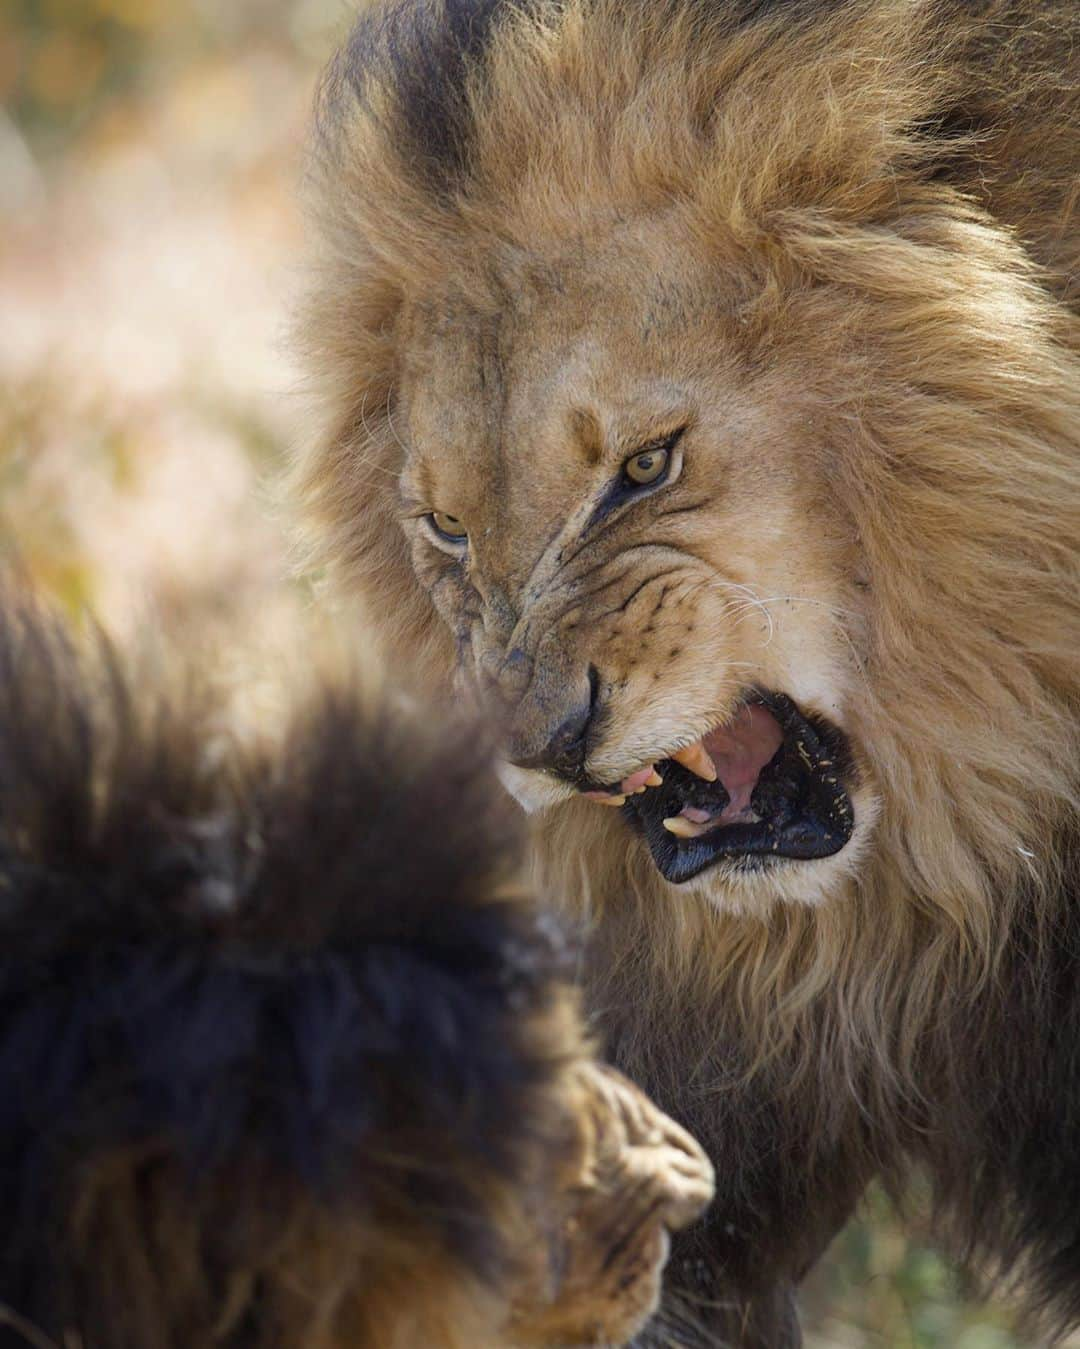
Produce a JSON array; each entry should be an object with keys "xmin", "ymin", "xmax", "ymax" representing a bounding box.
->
[{"xmin": 622, "ymin": 692, "xmax": 855, "ymax": 885}]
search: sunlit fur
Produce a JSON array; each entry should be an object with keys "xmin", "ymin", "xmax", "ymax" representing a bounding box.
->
[
  {"xmin": 0, "ymin": 589, "xmax": 712, "ymax": 1349},
  {"xmin": 294, "ymin": 1, "xmax": 1080, "ymax": 1341}
]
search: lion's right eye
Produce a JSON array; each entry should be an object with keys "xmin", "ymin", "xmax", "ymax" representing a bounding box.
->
[{"xmin": 427, "ymin": 511, "xmax": 469, "ymax": 547}]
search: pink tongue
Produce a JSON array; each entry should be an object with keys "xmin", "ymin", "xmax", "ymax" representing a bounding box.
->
[{"xmin": 702, "ymin": 704, "xmax": 784, "ymax": 823}]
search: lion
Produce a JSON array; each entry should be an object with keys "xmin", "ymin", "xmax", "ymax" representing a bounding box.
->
[
  {"xmin": 292, "ymin": 0, "xmax": 1080, "ymax": 1342},
  {"xmin": 0, "ymin": 587, "xmax": 713, "ymax": 1349}
]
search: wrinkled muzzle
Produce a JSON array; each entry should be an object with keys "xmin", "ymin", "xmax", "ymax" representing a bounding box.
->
[
  {"xmin": 477, "ymin": 635, "xmax": 601, "ymax": 782},
  {"xmin": 474, "ymin": 624, "xmax": 857, "ymax": 886}
]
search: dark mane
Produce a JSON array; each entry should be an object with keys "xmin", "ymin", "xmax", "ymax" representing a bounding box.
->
[
  {"xmin": 335, "ymin": 0, "xmax": 512, "ymax": 189},
  {"xmin": 0, "ymin": 591, "xmax": 576, "ymax": 1344}
]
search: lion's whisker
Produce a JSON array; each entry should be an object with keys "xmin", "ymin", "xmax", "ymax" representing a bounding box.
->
[{"xmin": 350, "ymin": 388, "xmax": 400, "ymax": 482}]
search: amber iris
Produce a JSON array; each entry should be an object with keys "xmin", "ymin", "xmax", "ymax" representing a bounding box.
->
[
  {"xmin": 624, "ymin": 447, "xmax": 669, "ymax": 485},
  {"xmin": 430, "ymin": 511, "xmax": 468, "ymax": 542}
]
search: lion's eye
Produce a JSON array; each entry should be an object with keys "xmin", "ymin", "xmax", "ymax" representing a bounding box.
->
[
  {"xmin": 624, "ymin": 446, "xmax": 670, "ymax": 486},
  {"xmin": 428, "ymin": 511, "xmax": 469, "ymax": 545}
]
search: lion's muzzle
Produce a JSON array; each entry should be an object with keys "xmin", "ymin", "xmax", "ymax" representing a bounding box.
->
[{"xmin": 483, "ymin": 643, "xmax": 602, "ymax": 782}]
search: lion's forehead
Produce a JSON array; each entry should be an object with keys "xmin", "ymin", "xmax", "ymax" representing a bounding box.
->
[
  {"xmin": 399, "ymin": 250, "xmax": 730, "ymax": 525},
  {"xmin": 399, "ymin": 223, "xmax": 722, "ymax": 449}
]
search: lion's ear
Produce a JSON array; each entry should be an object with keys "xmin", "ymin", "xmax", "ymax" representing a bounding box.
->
[{"xmin": 0, "ymin": 585, "xmax": 232, "ymax": 935}]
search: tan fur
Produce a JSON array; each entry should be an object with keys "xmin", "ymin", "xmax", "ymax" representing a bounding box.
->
[
  {"xmin": 292, "ymin": 10, "xmax": 1080, "ymax": 1338},
  {"xmin": 512, "ymin": 1065, "xmax": 716, "ymax": 1347}
]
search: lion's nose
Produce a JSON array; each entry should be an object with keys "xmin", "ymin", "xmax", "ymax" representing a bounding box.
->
[{"xmin": 503, "ymin": 664, "xmax": 601, "ymax": 780}]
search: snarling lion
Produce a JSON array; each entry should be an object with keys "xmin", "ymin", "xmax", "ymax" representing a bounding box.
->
[
  {"xmin": 0, "ymin": 588, "xmax": 712, "ymax": 1349},
  {"xmin": 294, "ymin": 0, "xmax": 1080, "ymax": 1342}
]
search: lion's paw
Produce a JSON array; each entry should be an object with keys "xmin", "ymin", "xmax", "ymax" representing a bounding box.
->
[{"xmin": 512, "ymin": 1063, "xmax": 714, "ymax": 1347}]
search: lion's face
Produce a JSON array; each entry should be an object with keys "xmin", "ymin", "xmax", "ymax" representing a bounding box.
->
[{"xmin": 396, "ymin": 213, "xmax": 878, "ymax": 911}]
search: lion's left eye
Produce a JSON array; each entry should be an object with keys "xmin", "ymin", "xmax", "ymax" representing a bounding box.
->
[
  {"xmin": 426, "ymin": 511, "xmax": 469, "ymax": 547},
  {"xmin": 624, "ymin": 446, "xmax": 670, "ymax": 486}
]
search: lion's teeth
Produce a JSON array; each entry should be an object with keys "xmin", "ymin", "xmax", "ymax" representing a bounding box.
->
[
  {"xmin": 645, "ymin": 770, "xmax": 663, "ymax": 787},
  {"xmin": 620, "ymin": 765, "xmax": 656, "ymax": 794},
  {"xmin": 597, "ymin": 794, "xmax": 627, "ymax": 807},
  {"xmin": 672, "ymin": 742, "xmax": 717, "ymax": 782},
  {"xmin": 663, "ymin": 815, "xmax": 712, "ymax": 839}
]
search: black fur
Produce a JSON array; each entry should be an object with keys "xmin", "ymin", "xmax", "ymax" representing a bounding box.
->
[
  {"xmin": 331, "ymin": 0, "xmax": 517, "ymax": 190},
  {"xmin": 0, "ymin": 593, "xmax": 576, "ymax": 1344}
]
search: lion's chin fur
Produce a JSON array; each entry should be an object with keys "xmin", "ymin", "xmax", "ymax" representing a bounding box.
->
[
  {"xmin": 670, "ymin": 787, "xmax": 882, "ymax": 917},
  {"xmin": 507, "ymin": 765, "xmax": 881, "ymax": 916}
]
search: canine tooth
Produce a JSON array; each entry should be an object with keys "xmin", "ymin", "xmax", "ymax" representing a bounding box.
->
[
  {"xmin": 645, "ymin": 770, "xmax": 663, "ymax": 787},
  {"xmin": 598, "ymin": 794, "xmax": 627, "ymax": 807},
  {"xmin": 663, "ymin": 815, "xmax": 712, "ymax": 839},
  {"xmin": 672, "ymin": 742, "xmax": 717, "ymax": 782},
  {"xmin": 620, "ymin": 765, "xmax": 657, "ymax": 794}
]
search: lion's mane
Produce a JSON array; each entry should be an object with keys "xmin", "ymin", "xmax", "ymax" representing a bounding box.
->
[
  {"xmin": 294, "ymin": 0, "xmax": 1080, "ymax": 1340},
  {"xmin": 0, "ymin": 590, "xmax": 584, "ymax": 1349}
]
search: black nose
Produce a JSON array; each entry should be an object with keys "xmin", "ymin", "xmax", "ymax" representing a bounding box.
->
[{"xmin": 507, "ymin": 665, "xmax": 600, "ymax": 780}]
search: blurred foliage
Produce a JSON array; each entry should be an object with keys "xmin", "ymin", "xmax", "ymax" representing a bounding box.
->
[
  {"xmin": 0, "ymin": 375, "xmax": 102, "ymax": 610},
  {"xmin": 0, "ymin": 2, "xmax": 1056, "ymax": 1345},
  {"xmin": 4, "ymin": 0, "xmax": 189, "ymax": 137},
  {"xmin": 803, "ymin": 1186, "xmax": 1026, "ymax": 1348},
  {"xmin": 1, "ymin": 0, "xmax": 345, "ymax": 142}
]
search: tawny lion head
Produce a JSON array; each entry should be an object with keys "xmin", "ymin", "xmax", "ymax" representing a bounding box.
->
[{"xmin": 295, "ymin": 0, "xmax": 1080, "ymax": 926}]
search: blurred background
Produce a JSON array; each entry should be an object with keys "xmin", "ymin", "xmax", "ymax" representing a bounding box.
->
[
  {"xmin": 0, "ymin": 0, "xmax": 329, "ymax": 635},
  {"xmin": 0, "ymin": 3, "xmax": 1044, "ymax": 1344}
]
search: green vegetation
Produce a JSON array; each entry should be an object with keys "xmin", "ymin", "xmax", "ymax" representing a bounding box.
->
[{"xmin": 804, "ymin": 1187, "xmax": 1025, "ymax": 1347}]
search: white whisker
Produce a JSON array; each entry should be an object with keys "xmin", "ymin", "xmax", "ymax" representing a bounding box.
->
[
  {"xmin": 349, "ymin": 388, "xmax": 400, "ymax": 483},
  {"xmin": 384, "ymin": 388, "xmax": 410, "ymax": 458}
]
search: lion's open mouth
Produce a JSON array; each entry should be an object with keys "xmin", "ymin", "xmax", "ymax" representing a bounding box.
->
[{"xmin": 591, "ymin": 693, "xmax": 855, "ymax": 885}]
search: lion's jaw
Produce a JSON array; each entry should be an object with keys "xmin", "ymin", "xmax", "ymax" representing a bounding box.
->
[
  {"xmin": 501, "ymin": 754, "xmax": 879, "ymax": 921},
  {"xmin": 395, "ymin": 216, "xmax": 878, "ymax": 913}
]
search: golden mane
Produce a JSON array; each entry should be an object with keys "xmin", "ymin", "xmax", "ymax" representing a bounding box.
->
[{"xmin": 293, "ymin": 2, "xmax": 1080, "ymax": 1336}]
